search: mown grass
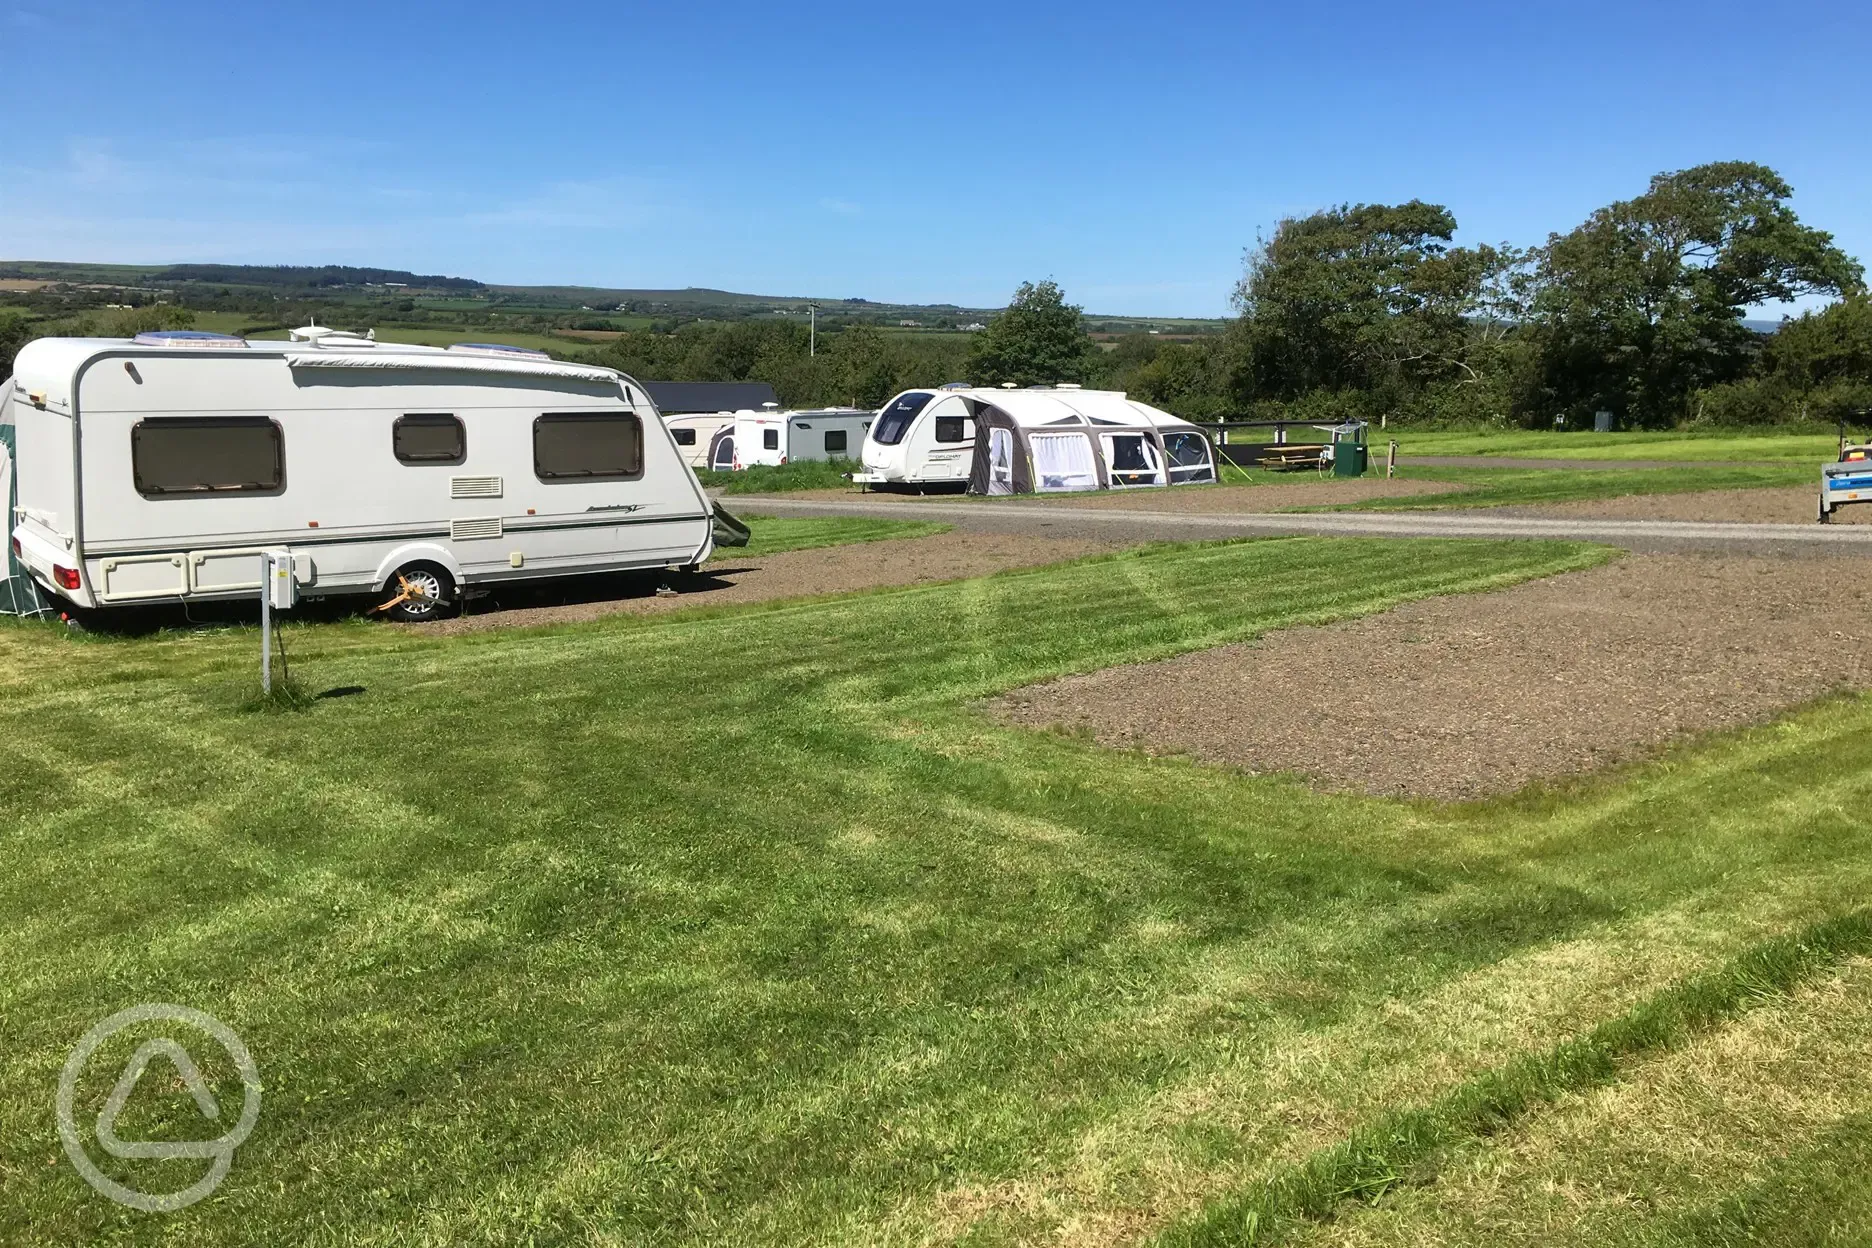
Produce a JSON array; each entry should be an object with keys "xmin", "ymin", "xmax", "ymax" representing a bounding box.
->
[
  {"xmin": 3, "ymin": 536, "xmax": 1871, "ymax": 1244},
  {"xmin": 728, "ymin": 514, "xmax": 949, "ymax": 558},
  {"xmin": 1308, "ymin": 463, "xmax": 1813, "ymax": 511},
  {"xmin": 1390, "ymin": 428, "xmax": 1838, "ymax": 463}
]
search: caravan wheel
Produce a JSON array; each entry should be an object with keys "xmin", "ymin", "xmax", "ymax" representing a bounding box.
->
[{"xmin": 383, "ymin": 563, "xmax": 457, "ymax": 623}]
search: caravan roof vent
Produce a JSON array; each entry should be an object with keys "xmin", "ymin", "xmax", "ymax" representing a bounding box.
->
[
  {"xmin": 938, "ymin": 381, "xmax": 971, "ymax": 390},
  {"xmin": 448, "ymin": 342, "xmax": 551, "ymax": 360},
  {"xmin": 289, "ymin": 323, "xmax": 375, "ymax": 345},
  {"xmin": 132, "ymin": 330, "xmax": 248, "ymax": 349}
]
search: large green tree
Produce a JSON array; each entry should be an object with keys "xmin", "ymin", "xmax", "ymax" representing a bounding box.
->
[
  {"xmin": 965, "ymin": 280, "xmax": 1098, "ymax": 387},
  {"xmin": 1229, "ymin": 201, "xmax": 1517, "ymax": 409},
  {"xmin": 1531, "ymin": 161, "xmax": 1862, "ymax": 426}
]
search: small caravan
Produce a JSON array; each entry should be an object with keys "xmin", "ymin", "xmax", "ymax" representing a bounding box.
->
[
  {"xmin": 854, "ymin": 385, "xmax": 1216, "ymax": 493},
  {"xmin": 3, "ymin": 329, "xmax": 736, "ymax": 621},
  {"xmin": 692, "ymin": 405, "xmax": 875, "ymax": 472},
  {"xmin": 663, "ymin": 411, "xmax": 736, "ymax": 470}
]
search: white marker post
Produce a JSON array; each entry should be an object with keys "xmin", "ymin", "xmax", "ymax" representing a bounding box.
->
[{"xmin": 259, "ymin": 551, "xmax": 295, "ymax": 694}]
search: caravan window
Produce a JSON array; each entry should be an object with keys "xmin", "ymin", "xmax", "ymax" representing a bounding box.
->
[
  {"xmin": 1162, "ymin": 431, "xmax": 1217, "ymax": 483},
  {"xmin": 672, "ymin": 428, "xmax": 697, "ymax": 446},
  {"xmin": 132, "ymin": 417, "xmax": 283, "ymax": 497},
  {"xmin": 534, "ymin": 412, "xmax": 643, "ymax": 481},
  {"xmin": 763, "ymin": 428, "xmax": 779, "ymax": 451},
  {"xmin": 824, "ymin": 429, "xmax": 848, "ymax": 454},
  {"xmin": 393, "ymin": 413, "xmax": 465, "ymax": 464},
  {"xmin": 871, "ymin": 392, "xmax": 933, "ymax": 445},
  {"xmin": 1102, "ymin": 433, "xmax": 1164, "ymax": 487}
]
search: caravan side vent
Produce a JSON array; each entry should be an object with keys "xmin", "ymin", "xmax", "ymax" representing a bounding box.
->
[
  {"xmin": 450, "ymin": 516, "xmax": 504, "ymax": 541},
  {"xmin": 451, "ymin": 475, "xmax": 503, "ymax": 499}
]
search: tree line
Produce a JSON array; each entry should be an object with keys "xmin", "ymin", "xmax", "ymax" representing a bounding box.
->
[
  {"xmin": 579, "ymin": 162, "xmax": 1868, "ymax": 428},
  {"xmin": 3, "ymin": 161, "xmax": 1865, "ymax": 429}
]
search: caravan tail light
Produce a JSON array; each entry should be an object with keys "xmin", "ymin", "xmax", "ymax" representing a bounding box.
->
[{"xmin": 54, "ymin": 564, "xmax": 81, "ymax": 590}]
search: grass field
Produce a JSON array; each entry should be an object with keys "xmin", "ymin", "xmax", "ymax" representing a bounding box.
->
[
  {"xmin": 1312, "ymin": 463, "xmax": 1815, "ymax": 511},
  {"xmin": 4, "ymin": 536, "xmax": 1871, "ymax": 1244},
  {"xmin": 732, "ymin": 514, "xmax": 949, "ymax": 557},
  {"xmin": 1389, "ymin": 428, "xmax": 1840, "ymax": 463}
]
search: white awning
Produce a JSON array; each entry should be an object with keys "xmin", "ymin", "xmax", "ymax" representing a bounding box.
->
[{"xmin": 285, "ymin": 352, "xmax": 621, "ymax": 385}]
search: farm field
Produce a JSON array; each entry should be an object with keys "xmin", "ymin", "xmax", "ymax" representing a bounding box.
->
[
  {"xmin": 243, "ymin": 324, "xmax": 577, "ymax": 354},
  {"xmin": 4, "ymin": 535, "xmax": 1871, "ymax": 1245}
]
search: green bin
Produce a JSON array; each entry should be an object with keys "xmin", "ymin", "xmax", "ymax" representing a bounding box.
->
[{"xmin": 1331, "ymin": 429, "xmax": 1368, "ymax": 478}]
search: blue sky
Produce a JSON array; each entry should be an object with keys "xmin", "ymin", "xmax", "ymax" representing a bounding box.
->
[{"xmin": 3, "ymin": 0, "xmax": 1867, "ymax": 316}]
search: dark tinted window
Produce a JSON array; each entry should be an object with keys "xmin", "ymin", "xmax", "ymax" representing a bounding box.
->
[
  {"xmin": 1163, "ymin": 431, "xmax": 1210, "ymax": 467},
  {"xmin": 934, "ymin": 416, "xmax": 968, "ymax": 443},
  {"xmin": 534, "ymin": 412, "xmax": 643, "ymax": 481},
  {"xmin": 672, "ymin": 427, "xmax": 696, "ymax": 446},
  {"xmin": 1110, "ymin": 435, "xmax": 1150, "ymax": 471},
  {"xmin": 132, "ymin": 417, "xmax": 282, "ymax": 496},
  {"xmin": 870, "ymin": 392, "xmax": 933, "ymax": 445},
  {"xmin": 393, "ymin": 413, "xmax": 464, "ymax": 464},
  {"xmin": 763, "ymin": 428, "xmax": 779, "ymax": 451},
  {"xmin": 825, "ymin": 429, "xmax": 848, "ymax": 454}
]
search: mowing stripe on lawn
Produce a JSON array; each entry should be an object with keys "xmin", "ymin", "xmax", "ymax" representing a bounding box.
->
[{"xmin": 1157, "ymin": 905, "xmax": 1872, "ymax": 1248}]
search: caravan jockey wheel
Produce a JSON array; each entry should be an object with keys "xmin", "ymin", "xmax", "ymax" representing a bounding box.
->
[{"xmin": 382, "ymin": 563, "xmax": 456, "ymax": 623}]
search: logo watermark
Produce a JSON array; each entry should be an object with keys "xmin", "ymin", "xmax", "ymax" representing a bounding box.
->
[{"xmin": 56, "ymin": 1004, "xmax": 262, "ymax": 1212}]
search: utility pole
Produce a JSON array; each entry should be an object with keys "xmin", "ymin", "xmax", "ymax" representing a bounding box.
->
[{"xmin": 809, "ymin": 303, "xmax": 817, "ymax": 357}]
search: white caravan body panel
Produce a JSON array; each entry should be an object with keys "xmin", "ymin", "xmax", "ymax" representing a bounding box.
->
[{"xmin": 8, "ymin": 336, "xmax": 714, "ymax": 612}]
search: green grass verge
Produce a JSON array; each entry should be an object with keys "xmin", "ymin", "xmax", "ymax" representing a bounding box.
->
[
  {"xmin": 6, "ymin": 536, "xmax": 1872, "ymax": 1243},
  {"xmin": 1390, "ymin": 429, "xmax": 1838, "ymax": 463},
  {"xmin": 699, "ymin": 459, "xmax": 859, "ymax": 494},
  {"xmin": 1158, "ymin": 907, "xmax": 1872, "ymax": 1247},
  {"xmin": 1654, "ymin": 1111, "xmax": 1872, "ymax": 1247},
  {"xmin": 728, "ymin": 514, "xmax": 949, "ymax": 558}
]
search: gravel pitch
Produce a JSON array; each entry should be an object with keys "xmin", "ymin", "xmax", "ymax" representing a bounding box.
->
[
  {"xmin": 991, "ymin": 553, "xmax": 1872, "ymax": 800},
  {"xmin": 420, "ymin": 531, "xmax": 1123, "ymax": 636},
  {"xmin": 1498, "ymin": 484, "xmax": 1869, "ymax": 525},
  {"xmin": 750, "ymin": 478, "xmax": 1465, "ymax": 512}
]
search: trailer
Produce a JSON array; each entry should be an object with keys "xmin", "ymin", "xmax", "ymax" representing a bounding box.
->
[
  {"xmin": 3, "ymin": 329, "xmax": 735, "ymax": 621},
  {"xmin": 1819, "ymin": 441, "xmax": 1872, "ymax": 522}
]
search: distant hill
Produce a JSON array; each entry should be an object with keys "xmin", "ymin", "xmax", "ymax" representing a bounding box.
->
[
  {"xmin": 155, "ymin": 264, "xmax": 483, "ymax": 291},
  {"xmin": 0, "ymin": 261, "xmax": 1224, "ymax": 330}
]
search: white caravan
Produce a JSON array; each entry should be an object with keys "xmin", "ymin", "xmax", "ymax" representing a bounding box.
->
[
  {"xmin": 699, "ymin": 405, "xmax": 875, "ymax": 471},
  {"xmin": 851, "ymin": 385, "xmax": 980, "ymax": 487},
  {"xmin": 663, "ymin": 411, "xmax": 736, "ymax": 470},
  {"xmin": 854, "ymin": 384, "xmax": 1215, "ymax": 491},
  {"xmin": 4, "ymin": 329, "xmax": 733, "ymax": 621}
]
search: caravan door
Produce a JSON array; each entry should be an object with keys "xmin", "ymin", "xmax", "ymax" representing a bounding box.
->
[{"xmin": 987, "ymin": 428, "xmax": 1015, "ymax": 495}]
